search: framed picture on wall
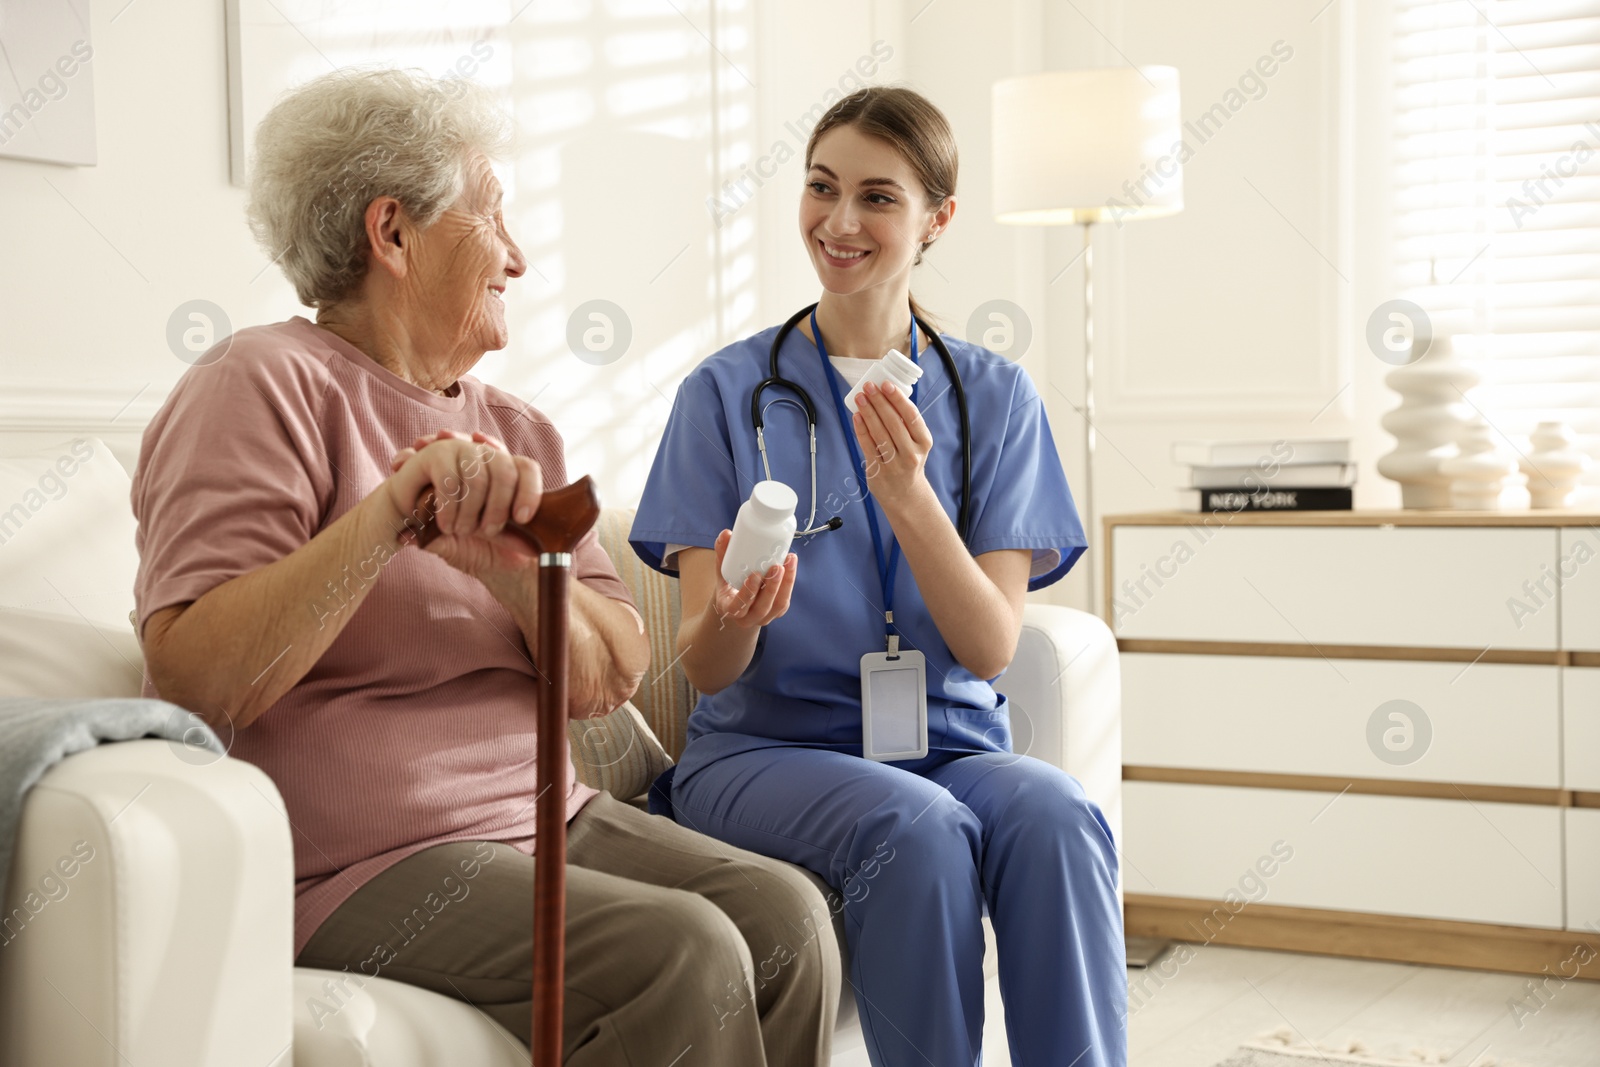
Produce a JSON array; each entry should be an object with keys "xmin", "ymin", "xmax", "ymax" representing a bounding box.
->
[{"xmin": 0, "ymin": 0, "xmax": 97, "ymax": 166}]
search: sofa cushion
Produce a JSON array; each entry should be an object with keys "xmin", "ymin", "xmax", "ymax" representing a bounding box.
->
[
  {"xmin": 292, "ymin": 967, "xmax": 527, "ymax": 1067},
  {"xmin": 594, "ymin": 507, "xmax": 697, "ymax": 760},
  {"xmin": 567, "ymin": 699, "xmax": 672, "ymax": 801},
  {"xmin": 0, "ymin": 437, "xmax": 144, "ymax": 698}
]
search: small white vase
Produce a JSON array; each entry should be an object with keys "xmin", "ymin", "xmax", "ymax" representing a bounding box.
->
[
  {"xmin": 1378, "ymin": 335, "xmax": 1480, "ymax": 508},
  {"xmin": 1521, "ymin": 421, "xmax": 1589, "ymax": 508},
  {"xmin": 1441, "ymin": 418, "xmax": 1517, "ymax": 510}
]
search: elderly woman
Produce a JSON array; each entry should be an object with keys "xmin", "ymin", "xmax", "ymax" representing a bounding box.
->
[{"xmin": 130, "ymin": 69, "xmax": 838, "ymax": 1065}]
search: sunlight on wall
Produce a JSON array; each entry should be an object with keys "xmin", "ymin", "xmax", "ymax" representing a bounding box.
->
[
  {"xmin": 483, "ymin": 0, "xmax": 758, "ymax": 512},
  {"xmin": 234, "ymin": 0, "xmax": 759, "ymax": 512}
]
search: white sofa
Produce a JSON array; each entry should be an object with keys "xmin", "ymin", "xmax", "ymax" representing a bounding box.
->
[{"xmin": 0, "ymin": 434, "xmax": 1122, "ymax": 1067}]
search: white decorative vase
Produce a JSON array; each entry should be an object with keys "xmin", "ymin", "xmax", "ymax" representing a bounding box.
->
[
  {"xmin": 1440, "ymin": 417, "xmax": 1516, "ymax": 510},
  {"xmin": 1521, "ymin": 421, "xmax": 1589, "ymax": 508},
  {"xmin": 1378, "ymin": 335, "xmax": 1480, "ymax": 508}
]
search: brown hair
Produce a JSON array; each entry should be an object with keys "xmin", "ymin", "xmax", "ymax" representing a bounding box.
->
[{"xmin": 804, "ymin": 86, "xmax": 958, "ymax": 327}]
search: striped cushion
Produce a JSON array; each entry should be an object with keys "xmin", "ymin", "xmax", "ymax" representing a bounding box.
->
[
  {"xmin": 593, "ymin": 507, "xmax": 698, "ymax": 762},
  {"xmin": 567, "ymin": 700, "xmax": 673, "ymax": 800}
]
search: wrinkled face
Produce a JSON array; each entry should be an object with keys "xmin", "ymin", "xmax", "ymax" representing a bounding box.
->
[
  {"xmin": 409, "ymin": 151, "xmax": 526, "ymax": 357},
  {"xmin": 799, "ymin": 125, "xmax": 939, "ymax": 299}
]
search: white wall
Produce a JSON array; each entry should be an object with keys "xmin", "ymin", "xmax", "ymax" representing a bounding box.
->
[
  {"xmin": 0, "ymin": 0, "xmax": 298, "ymax": 467},
  {"xmin": 0, "ymin": 0, "xmax": 916, "ymax": 499},
  {"xmin": 0, "ymin": 0, "xmax": 1407, "ymax": 619},
  {"xmin": 1054, "ymin": 0, "xmax": 1365, "ymax": 614}
]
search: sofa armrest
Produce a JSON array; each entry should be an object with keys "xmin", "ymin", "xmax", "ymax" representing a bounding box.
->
[
  {"xmin": 996, "ymin": 603, "xmax": 1123, "ymax": 901},
  {"xmin": 1, "ymin": 740, "xmax": 294, "ymax": 1067}
]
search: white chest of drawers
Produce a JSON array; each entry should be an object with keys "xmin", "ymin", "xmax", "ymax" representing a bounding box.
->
[{"xmin": 1108, "ymin": 510, "xmax": 1600, "ymax": 984}]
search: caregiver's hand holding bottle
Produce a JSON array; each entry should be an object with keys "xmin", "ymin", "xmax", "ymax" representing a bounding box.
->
[{"xmin": 676, "ymin": 530, "xmax": 797, "ymax": 693}]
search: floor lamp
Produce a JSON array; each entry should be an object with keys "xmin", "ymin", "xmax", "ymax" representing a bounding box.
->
[
  {"xmin": 991, "ymin": 66, "xmax": 1184, "ymax": 616},
  {"xmin": 991, "ymin": 66, "xmax": 1183, "ymax": 970}
]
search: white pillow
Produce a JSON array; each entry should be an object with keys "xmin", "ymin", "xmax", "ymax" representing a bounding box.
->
[{"xmin": 0, "ymin": 437, "xmax": 145, "ymax": 698}]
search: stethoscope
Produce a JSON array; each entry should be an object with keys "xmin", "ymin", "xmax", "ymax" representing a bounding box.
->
[{"xmin": 751, "ymin": 301, "xmax": 973, "ymax": 541}]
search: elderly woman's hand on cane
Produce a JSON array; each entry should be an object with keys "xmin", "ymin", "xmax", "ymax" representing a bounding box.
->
[{"xmin": 383, "ymin": 430, "xmax": 544, "ymax": 595}]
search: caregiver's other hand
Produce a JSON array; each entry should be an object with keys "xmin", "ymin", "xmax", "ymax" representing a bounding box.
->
[
  {"xmin": 381, "ymin": 431, "xmax": 543, "ymax": 586},
  {"xmin": 853, "ymin": 379, "xmax": 932, "ymax": 508},
  {"xmin": 710, "ymin": 528, "xmax": 796, "ymax": 629}
]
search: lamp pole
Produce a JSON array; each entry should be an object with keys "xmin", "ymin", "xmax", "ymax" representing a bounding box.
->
[{"xmin": 1081, "ymin": 221, "xmax": 1097, "ymax": 613}]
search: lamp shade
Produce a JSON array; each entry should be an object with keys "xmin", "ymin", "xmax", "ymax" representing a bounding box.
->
[{"xmin": 992, "ymin": 66, "xmax": 1183, "ymax": 225}]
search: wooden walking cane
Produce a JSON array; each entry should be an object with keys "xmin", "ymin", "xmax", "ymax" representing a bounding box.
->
[{"xmin": 412, "ymin": 474, "xmax": 602, "ymax": 1067}]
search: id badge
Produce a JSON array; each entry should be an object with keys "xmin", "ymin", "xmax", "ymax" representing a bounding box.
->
[{"xmin": 860, "ymin": 650, "xmax": 928, "ymax": 762}]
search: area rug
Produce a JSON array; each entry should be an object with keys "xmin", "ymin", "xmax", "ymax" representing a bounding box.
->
[{"xmin": 1208, "ymin": 1027, "xmax": 1530, "ymax": 1067}]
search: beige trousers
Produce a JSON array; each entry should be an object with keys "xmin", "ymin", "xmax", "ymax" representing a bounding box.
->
[{"xmin": 297, "ymin": 790, "xmax": 841, "ymax": 1066}]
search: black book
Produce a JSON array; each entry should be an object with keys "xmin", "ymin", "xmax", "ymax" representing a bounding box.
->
[{"xmin": 1187, "ymin": 487, "xmax": 1354, "ymax": 513}]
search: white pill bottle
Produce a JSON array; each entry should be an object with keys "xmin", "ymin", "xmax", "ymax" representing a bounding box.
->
[
  {"xmin": 843, "ymin": 348, "xmax": 923, "ymax": 412},
  {"xmin": 721, "ymin": 480, "xmax": 798, "ymax": 587}
]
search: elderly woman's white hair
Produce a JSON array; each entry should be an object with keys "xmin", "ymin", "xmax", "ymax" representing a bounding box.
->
[{"xmin": 247, "ymin": 68, "xmax": 511, "ymax": 308}]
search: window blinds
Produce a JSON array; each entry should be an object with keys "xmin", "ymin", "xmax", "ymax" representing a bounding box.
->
[{"xmin": 1394, "ymin": 0, "xmax": 1600, "ymax": 485}]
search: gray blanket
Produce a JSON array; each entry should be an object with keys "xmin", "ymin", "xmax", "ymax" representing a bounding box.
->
[{"xmin": 0, "ymin": 697, "xmax": 223, "ymax": 882}]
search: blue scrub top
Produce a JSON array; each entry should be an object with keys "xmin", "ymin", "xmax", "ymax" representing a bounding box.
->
[{"xmin": 629, "ymin": 320, "xmax": 1086, "ymax": 765}]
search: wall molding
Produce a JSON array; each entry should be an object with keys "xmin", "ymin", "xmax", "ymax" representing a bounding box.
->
[
  {"xmin": 0, "ymin": 379, "xmax": 169, "ymax": 435},
  {"xmin": 1100, "ymin": 2, "xmax": 1352, "ymax": 421}
]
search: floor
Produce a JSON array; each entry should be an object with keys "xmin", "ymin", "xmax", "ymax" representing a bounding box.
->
[
  {"xmin": 832, "ymin": 938, "xmax": 1600, "ymax": 1067},
  {"xmin": 1120, "ymin": 943, "xmax": 1600, "ymax": 1067}
]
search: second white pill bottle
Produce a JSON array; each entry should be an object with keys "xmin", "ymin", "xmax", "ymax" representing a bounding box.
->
[
  {"xmin": 721, "ymin": 480, "xmax": 798, "ymax": 587},
  {"xmin": 843, "ymin": 348, "xmax": 923, "ymax": 413}
]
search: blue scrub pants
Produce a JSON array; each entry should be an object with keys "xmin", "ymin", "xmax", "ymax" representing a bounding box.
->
[{"xmin": 671, "ymin": 741, "xmax": 1127, "ymax": 1067}]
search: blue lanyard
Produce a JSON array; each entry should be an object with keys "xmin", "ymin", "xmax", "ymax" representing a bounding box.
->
[{"xmin": 811, "ymin": 307, "xmax": 919, "ymax": 651}]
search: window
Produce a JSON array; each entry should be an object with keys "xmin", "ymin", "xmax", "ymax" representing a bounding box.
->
[{"xmin": 1394, "ymin": 0, "xmax": 1600, "ymax": 493}]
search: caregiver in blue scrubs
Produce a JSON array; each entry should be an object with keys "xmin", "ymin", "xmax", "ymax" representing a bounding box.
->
[{"xmin": 630, "ymin": 85, "xmax": 1126, "ymax": 1067}]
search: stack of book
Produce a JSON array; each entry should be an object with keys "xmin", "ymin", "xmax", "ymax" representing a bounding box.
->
[{"xmin": 1174, "ymin": 438, "xmax": 1355, "ymax": 512}]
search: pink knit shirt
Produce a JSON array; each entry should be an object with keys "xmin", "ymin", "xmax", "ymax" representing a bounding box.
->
[{"xmin": 131, "ymin": 317, "xmax": 629, "ymax": 957}]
